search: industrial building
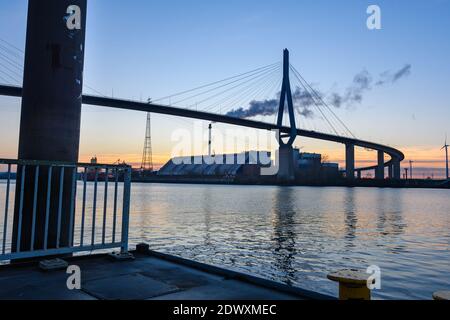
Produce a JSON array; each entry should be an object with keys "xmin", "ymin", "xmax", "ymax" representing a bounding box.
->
[
  {"xmin": 292, "ymin": 149, "xmax": 340, "ymax": 182},
  {"xmin": 157, "ymin": 149, "xmax": 340, "ymax": 184},
  {"xmin": 158, "ymin": 151, "xmax": 272, "ymax": 183}
]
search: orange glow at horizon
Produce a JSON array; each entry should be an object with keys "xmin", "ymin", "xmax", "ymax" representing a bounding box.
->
[{"xmin": 78, "ymin": 144, "xmax": 448, "ymax": 170}]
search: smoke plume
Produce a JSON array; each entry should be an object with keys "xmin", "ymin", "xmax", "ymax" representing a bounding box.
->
[
  {"xmin": 226, "ymin": 64, "xmax": 411, "ymax": 119},
  {"xmin": 226, "ymin": 86, "xmax": 319, "ymax": 119},
  {"xmin": 376, "ymin": 64, "xmax": 412, "ymax": 86}
]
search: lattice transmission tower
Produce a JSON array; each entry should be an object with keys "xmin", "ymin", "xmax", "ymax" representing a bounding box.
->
[{"xmin": 141, "ymin": 112, "xmax": 154, "ymax": 171}]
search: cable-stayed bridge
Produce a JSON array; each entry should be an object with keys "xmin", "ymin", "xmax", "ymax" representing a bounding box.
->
[{"xmin": 0, "ymin": 34, "xmax": 404, "ymax": 181}]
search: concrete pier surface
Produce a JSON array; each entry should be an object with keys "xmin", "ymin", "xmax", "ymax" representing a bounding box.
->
[{"xmin": 0, "ymin": 249, "xmax": 333, "ymax": 300}]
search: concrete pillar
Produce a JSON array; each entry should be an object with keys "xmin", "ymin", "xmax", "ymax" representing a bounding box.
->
[
  {"xmin": 375, "ymin": 150, "xmax": 384, "ymax": 180},
  {"xmin": 277, "ymin": 145, "xmax": 295, "ymax": 183},
  {"xmin": 274, "ymin": 49, "xmax": 297, "ymax": 184},
  {"xmin": 13, "ymin": 0, "xmax": 87, "ymax": 253},
  {"xmin": 388, "ymin": 164, "xmax": 393, "ymax": 179},
  {"xmin": 392, "ymin": 158, "xmax": 401, "ymax": 180},
  {"xmin": 345, "ymin": 144, "xmax": 355, "ymax": 180}
]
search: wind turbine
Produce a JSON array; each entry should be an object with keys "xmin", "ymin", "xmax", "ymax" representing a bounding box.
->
[{"xmin": 442, "ymin": 135, "xmax": 449, "ymax": 180}]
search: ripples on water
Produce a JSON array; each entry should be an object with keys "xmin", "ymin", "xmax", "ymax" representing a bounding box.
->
[
  {"xmin": 1, "ymin": 182, "xmax": 449, "ymax": 299},
  {"xmin": 128, "ymin": 184, "xmax": 450, "ymax": 300}
]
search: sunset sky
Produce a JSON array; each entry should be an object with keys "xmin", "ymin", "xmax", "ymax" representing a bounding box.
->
[{"xmin": 0, "ymin": 0, "xmax": 449, "ymax": 178}]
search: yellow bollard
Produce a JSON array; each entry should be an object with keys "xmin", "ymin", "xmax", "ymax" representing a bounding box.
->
[
  {"xmin": 327, "ymin": 269, "xmax": 372, "ymax": 300},
  {"xmin": 433, "ymin": 291, "xmax": 450, "ymax": 300}
]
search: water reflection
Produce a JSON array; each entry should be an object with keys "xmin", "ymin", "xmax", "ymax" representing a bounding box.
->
[
  {"xmin": 271, "ymin": 187, "xmax": 297, "ymax": 285},
  {"xmin": 3, "ymin": 181, "xmax": 447, "ymax": 299},
  {"xmin": 201, "ymin": 187, "xmax": 212, "ymax": 247},
  {"xmin": 343, "ymin": 188, "xmax": 357, "ymax": 248},
  {"xmin": 376, "ymin": 190, "xmax": 406, "ymax": 236},
  {"xmin": 375, "ymin": 189, "xmax": 407, "ymax": 254}
]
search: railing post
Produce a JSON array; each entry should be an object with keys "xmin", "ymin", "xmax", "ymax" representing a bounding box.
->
[
  {"xmin": 120, "ymin": 166, "xmax": 131, "ymax": 254},
  {"xmin": 1, "ymin": 159, "xmax": 133, "ymax": 262}
]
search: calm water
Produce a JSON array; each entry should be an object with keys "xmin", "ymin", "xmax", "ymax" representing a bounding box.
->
[
  {"xmin": 128, "ymin": 183, "xmax": 450, "ymax": 300},
  {"xmin": 1, "ymin": 181, "xmax": 450, "ymax": 299}
]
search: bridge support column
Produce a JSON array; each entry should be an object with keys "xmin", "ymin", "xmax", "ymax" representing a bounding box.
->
[
  {"xmin": 375, "ymin": 151, "xmax": 384, "ymax": 180},
  {"xmin": 388, "ymin": 165, "xmax": 393, "ymax": 179},
  {"xmin": 275, "ymin": 49, "xmax": 297, "ymax": 184},
  {"xmin": 277, "ymin": 145, "xmax": 295, "ymax": 183},
  {"xmin": 12, "ymin": 0, "xmax": 87, "ymax": 254},
  {"xmin": 357, "ymin": 170, "xmax": 362, "ymax": 179},
  {"xmin": 345, "ymin": 144, "xmax": 355, "ymax": 180},
  {"xmin": 392, "ymin": 158, "xmax": 401, "ymax": 180}
]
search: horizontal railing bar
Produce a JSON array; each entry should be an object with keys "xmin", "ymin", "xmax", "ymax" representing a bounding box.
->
[
  {"xmin": 0, "ymin": 158, "xmax": 130, "ymax": 169},
  {"xmin": 0, "ymin": 158, "xmax": 132, "ymax": 262},
  {"xmin": 0, "ymin": 243, "xmax": 123, "ymax": 261}
]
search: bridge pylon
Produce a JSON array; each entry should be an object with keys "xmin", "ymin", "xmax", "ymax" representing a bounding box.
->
[
  {"xmin": 13, "ymin": 0, "xmax": 87, "ymax": 255},
  {"xmin": 276, "ymin": 49, "xmax": 297, "ymax": 182}
]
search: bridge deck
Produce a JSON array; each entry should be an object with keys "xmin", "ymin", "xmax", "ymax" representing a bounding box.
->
[
  {"xmin": 0, "ymin": 84, "xmax": 405, "ymax": 172},
  {"xmin": 0, "ymin": 250, "xmax": 332, "ymax": 300}
]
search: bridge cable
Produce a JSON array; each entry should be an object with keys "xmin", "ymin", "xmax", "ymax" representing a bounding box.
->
[
  {"xmin": 209, "ymin": 68, "xmax": 280, "ymax": 114},
  {"xmin": 290, "ymin": 65, "xmax": 356, "ymax": 138},
  {"xmin": 188, "ymin": 66, "xmax": 280, "ymax": 108},
  {"xmin": 0, "ymin": 73, "xmax": 12, "ymax": 85},
  {"xmin": 172, "ymin": 64, "xmax": 280, "ymax": 107},
  {"xmin": 0, "ymin": 60, "xmax": 23, "ymax": 82},
  {"xmin": 197, "ymin": 65, "xmax": 280, "ymax": 113},
  {"xmin": 0, "ymin": 37, "xmax": 25, "ymax": 55},
  {"xmin": 170, "ymin": 64, "xmax": 280, "ymax": 106},
  {"xmin": 0, "ymin": 45, "xmax": 24, "ymax": 85},
  {"xmin": 205, "ymin": 66, "xmax": 281, "ymax": 114},
  {"xmin": 152, "ymin": 62, "xmax": 280, "ymax": 103},
  {"xmin": 291, "ymin": 65, "xmax": 353, "ymax": 137},
  {"xmin": 290, "ymin": 66, "xmax": 354, "ymax": 137},
  {"xmin": 0, "ymin": 50, "xmax": 24, "ymax": 73},
  {"xmin": 0, "ymin": 65, "xmax": 21, "ymax": 85},
  {"xmin": 289, "ymin": 66, "xmax": 341, "ymax": 135},
  {"xmin": 221, "ymin": 68, "xmax": 281, "ymax": 118},
  {"xmin": 289, "ymin": 66, "xmax": 340, "ymax": 135},
  {"xmin": 0, "ymin": 42, "xmax": 24, "ymax": 63}
]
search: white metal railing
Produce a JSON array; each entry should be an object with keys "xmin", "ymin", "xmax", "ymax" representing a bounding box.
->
[{"xmin": 0, "ymin": 159, "xmax": 131, "ymax": 262}]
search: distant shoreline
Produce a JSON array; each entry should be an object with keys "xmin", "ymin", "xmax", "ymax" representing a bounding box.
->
[
  {"xmin": 131, "ymin": 177, "xmax": 450, "ymax": 190},
  {"xmin": 1, "ymin": 175, "xmax": 448, "ymax": 189}
]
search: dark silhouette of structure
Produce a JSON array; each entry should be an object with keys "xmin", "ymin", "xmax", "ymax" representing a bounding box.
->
[
  {"xmin": 0, "ymin": 83, "xmax": 406, "ymax": 181},
  {"xmin": 276, "ymin": 49, "xmax": 297, "ymax": 182},
  {"xmin": 442, "ymin": 136, "xmax": 449, "ymax": 180},
  {"xmin": 12, "ymin": 0, "xmax": 87, "ymax": 253},
  {"xmin": 141, "ymin": 112, "xmax": 154, "ymax": 172}
]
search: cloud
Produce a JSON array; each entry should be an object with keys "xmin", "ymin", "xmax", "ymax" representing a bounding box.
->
[
  {"xmin": 376, "ymin": 64, "xmax": 412, "ymax": 86},
  {"xmin": 342, "ymin": 69, "xmax": 373, "ymax": 106},
  {"xmin": 226, "ymin": 64, "xmax": 412, "ymax": 118},
  {"xmin": 329, "ymin": 65, "xmax": 411, "ymax": 108}
]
